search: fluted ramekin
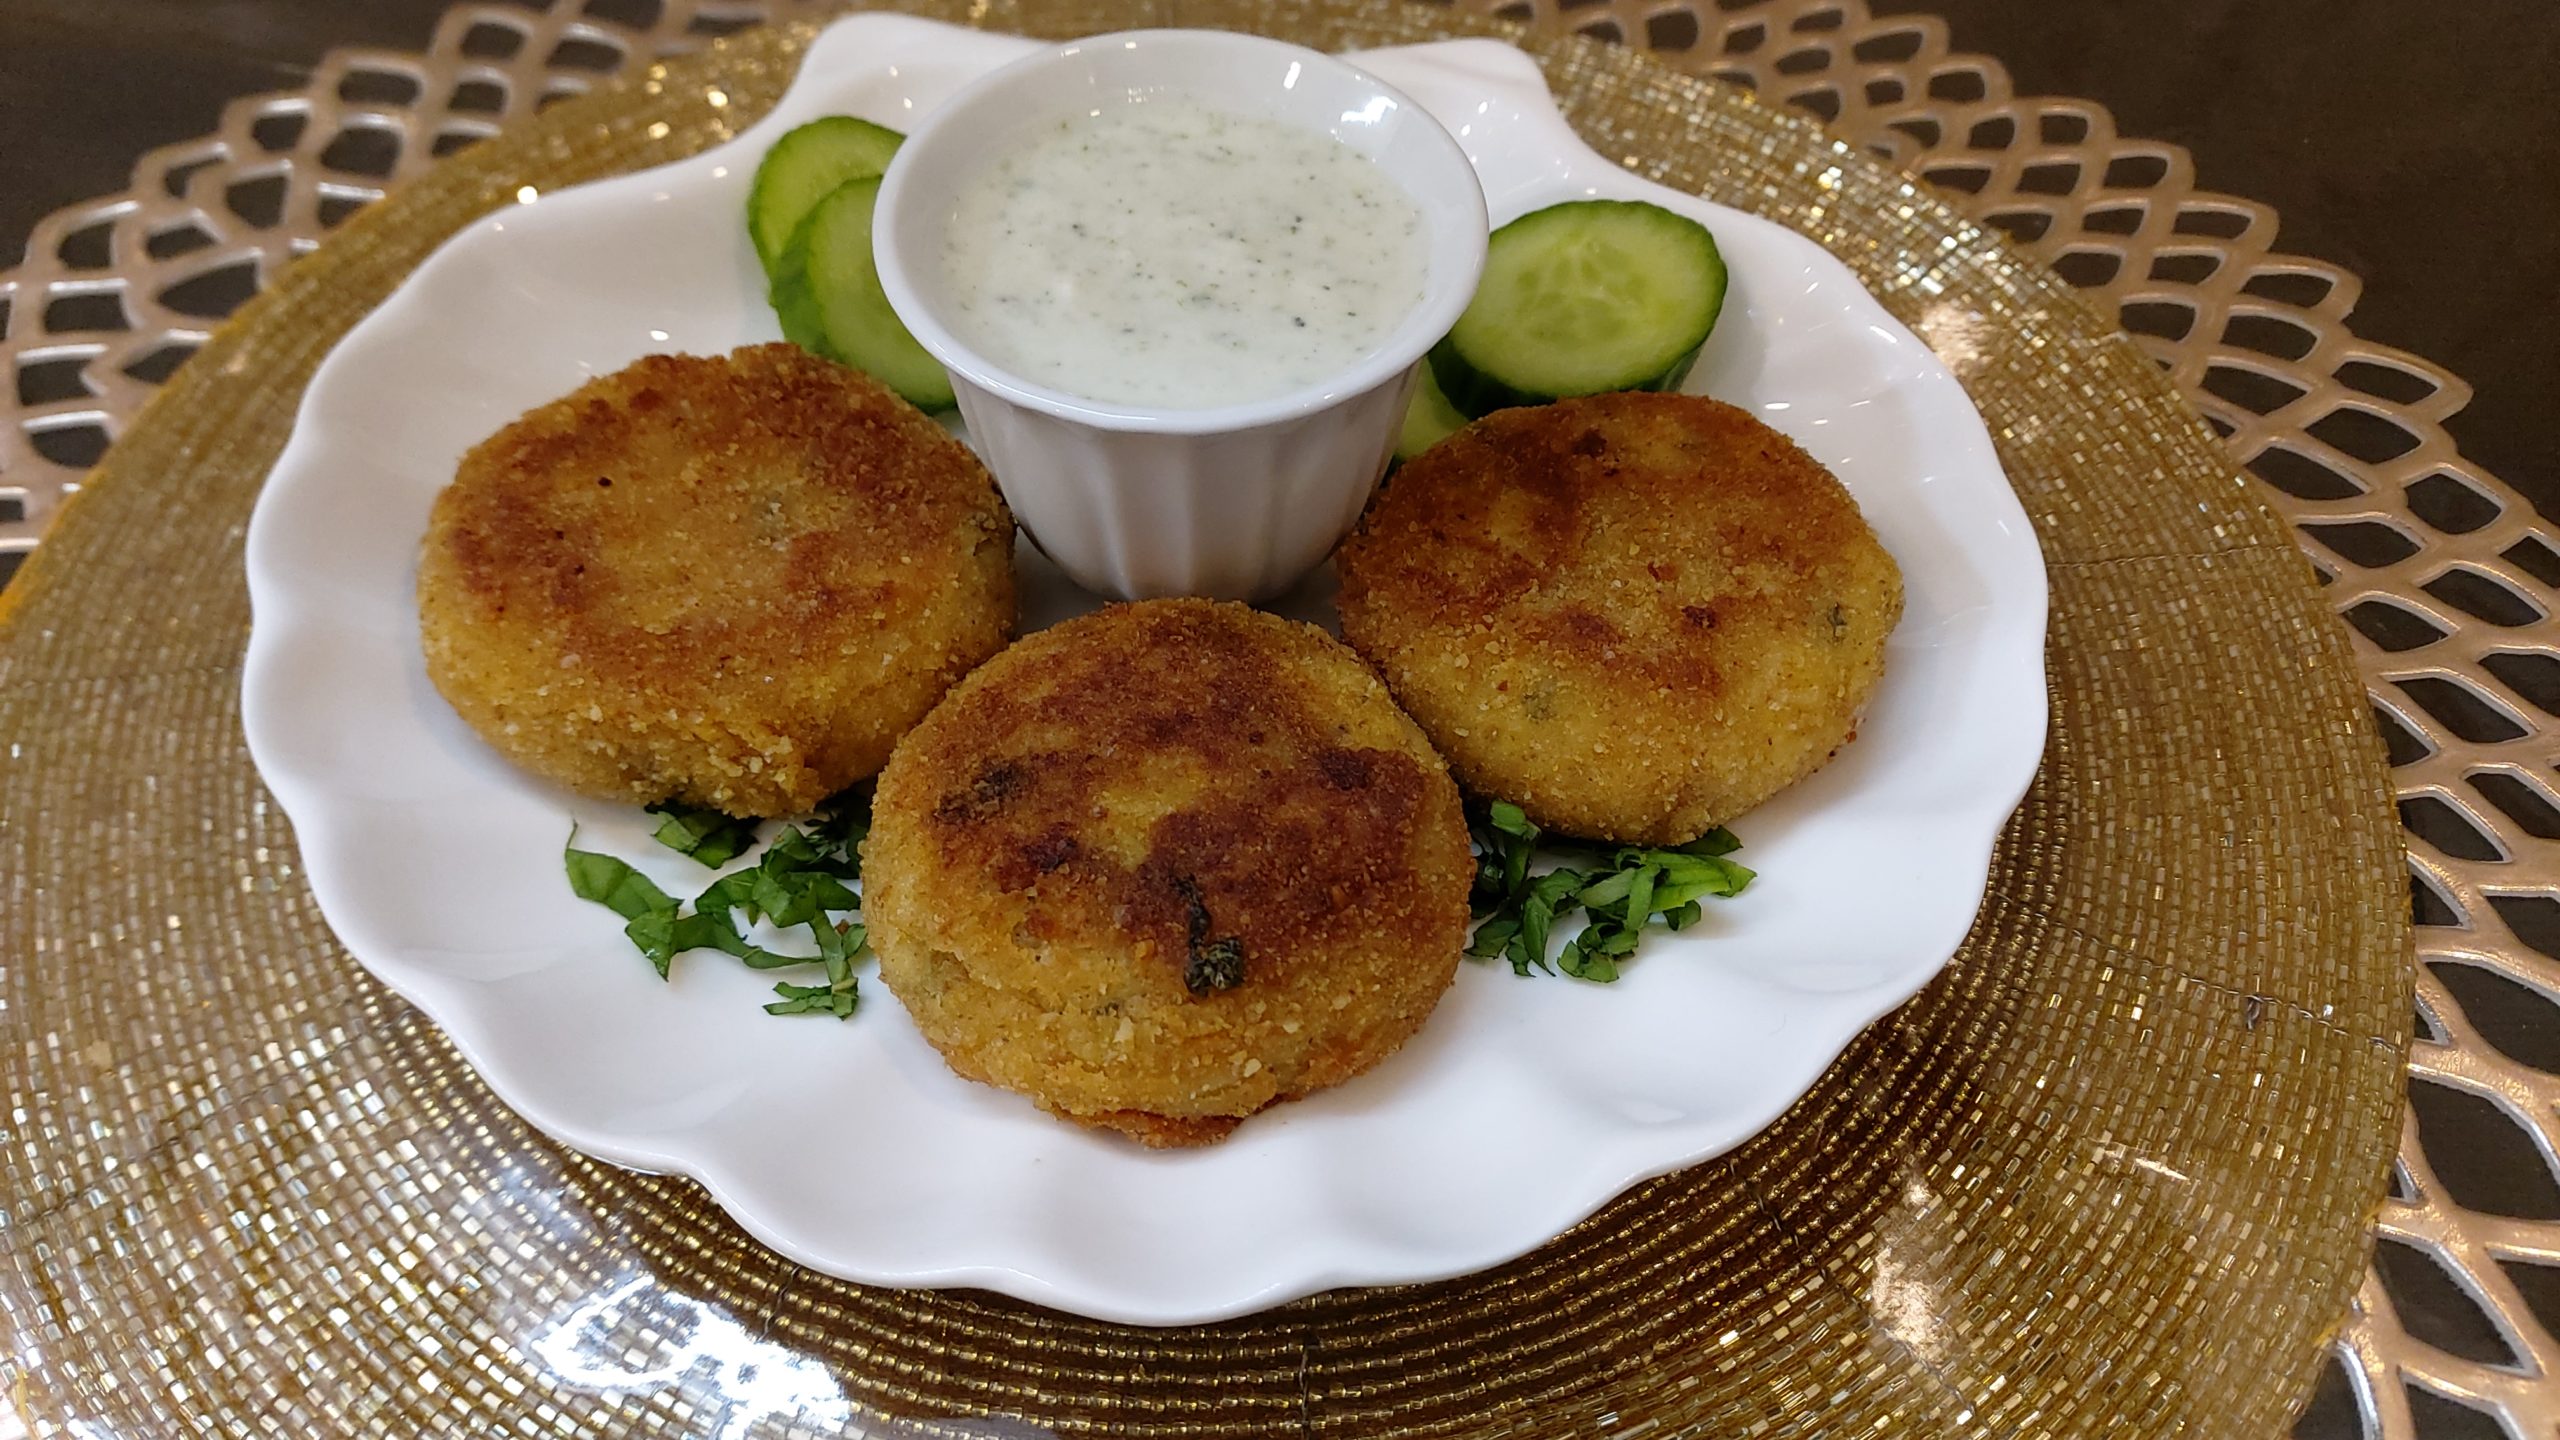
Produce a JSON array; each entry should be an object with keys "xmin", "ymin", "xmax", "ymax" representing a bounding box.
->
[{"xmin": 872, "ymin": 29, "xmax": 1487, "ymax": 600}]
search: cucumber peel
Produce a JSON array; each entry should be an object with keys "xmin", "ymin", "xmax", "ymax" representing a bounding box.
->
[
  {"xmin": 1394, "ymin": 361, "xmax": 1472, "ymax": 462},
  {"xmin": 770, "ymin": 176, "xmax": 955, "ymax": 412},
  {"xmin": 746, "ymin": 117, "xmax": 905, "ymax": 277},
  {"xmin": 1433, "ymin": 199, "xmax": 1727, "ymax": 418}
]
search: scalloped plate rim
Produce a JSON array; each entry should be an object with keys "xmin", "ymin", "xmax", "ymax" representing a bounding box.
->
[{"xmin": 240, "ymin": 12, "xmax": 2049, "ymax": 1325}]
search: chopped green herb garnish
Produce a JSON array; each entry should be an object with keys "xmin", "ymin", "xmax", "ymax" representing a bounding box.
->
[
  {"xmin": 1465, "ymin": 804, "xmax": 1753, "ymax": 981},
  {"xmin": 622, "ymin": 906, "xmax": 795, "ymax": 979},
  {"xmin": 693, "ymin": 868, "xmax": 760, "ymax": 926},
  {"xmin": 1184, "ymin": 934, "xmax": 1247, "ymax": 995},
  {"xmin": 766, "ymin": 918, "xmax": 863, "ymax": 1017},
  {"xmin": 807, "ymin": 786, "xmax": 874, "ymax": 862},
  {"xmin": 564, "ymin": 837, "xmax": 676, "ymax": 921},
  {"xmin": 565, "ymin": 804, "xmax": 874, "ymax": 1018},
  {"xmin": 645, "ymin": 802, "xmax": 762, "ymax": 868},
  {"xmin": 763, "ymin": 981, "xmax": 840, "ymax": 1016}
]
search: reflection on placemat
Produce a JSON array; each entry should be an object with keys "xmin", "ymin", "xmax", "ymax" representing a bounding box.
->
[{"xmin": 0, "ymin": 1, "xmax": 2408, "ymax": 1436}]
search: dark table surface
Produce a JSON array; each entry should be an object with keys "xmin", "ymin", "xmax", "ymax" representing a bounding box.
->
[
  {"xmin": 7, "ymin": 0, "xmax": 2553, "ymax": 516},
  {"xmin": 4, "ymin": 2, "xmax": 2555, "ymax": 1436}
]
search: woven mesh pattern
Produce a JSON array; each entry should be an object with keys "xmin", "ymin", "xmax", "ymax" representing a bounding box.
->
[{"xmin": 1, "ymin": 0, "xmax": 2493, "ymax": 1434}]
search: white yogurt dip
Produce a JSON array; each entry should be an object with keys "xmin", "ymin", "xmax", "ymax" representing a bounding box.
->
[{"xmin": 938, "ymin": 95, "xmax": 1429, "ymax": 410}]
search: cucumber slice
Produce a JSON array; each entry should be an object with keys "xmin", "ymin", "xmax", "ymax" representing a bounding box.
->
[
  {"xmin": 1431, "ymin": 199, "xmax": 1727, "ymax": 418},
  {"xmin": 770, "ymin": 176, "xmax": 956, "ymax": 412},
  {"xmin": 746, "ymin": 117, "xmax": 904, "ymax": 276},
  {"xmin": 1394, "ymin": 360, "xmax": 1471, "ymax": 462}
]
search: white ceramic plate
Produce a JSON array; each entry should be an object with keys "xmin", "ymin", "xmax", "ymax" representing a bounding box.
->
[{"xmin": 241, "ymin": 13, "xmax": 2048, "ymax": 1325}]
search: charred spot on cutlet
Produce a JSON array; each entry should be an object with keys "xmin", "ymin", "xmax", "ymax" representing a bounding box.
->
[
  {"xmin": 1023, "ymin": 829, "xmax": 1079, "ymax": 874},
  {"xmin": 937, "ymin": 760, "xmax": 1028, "ymax": 824},
  {"xmin": 1314, "ymin": 746, "xmax": 1381, "ymax": 790},
  {"xmin": 988, "ymin": 824, "xmax": 1081, "ymax": 893}
]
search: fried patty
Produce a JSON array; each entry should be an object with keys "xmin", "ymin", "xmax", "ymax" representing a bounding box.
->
[
  {"xmin": 864, "ymin": 599, "xmax": 1472, "ymax": 1147},
  {"xmin": 1336, "ymin": 391, "xmax": 1902, "ymax": 844},
  {"xmin": 417, "ymin": 343, "xmax": 1014, "ymax": 817}
]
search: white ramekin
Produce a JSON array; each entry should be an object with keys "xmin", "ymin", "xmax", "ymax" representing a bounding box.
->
[{"xmin": 872, "ymin": 29, "xmax": 1488, "ymax": 601}]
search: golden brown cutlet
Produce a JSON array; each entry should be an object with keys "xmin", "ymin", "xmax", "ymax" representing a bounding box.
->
[
  {"xmin": 1337, "ymin": 391, "xmax": 1902, "ymax": 844},
  {"xmin": 418, "ymin": 342, "xmax": 1014, "ymax": 817},
  {"xmin": 863, "ymin": 598, "xmax": 1473, "ymax": 1147}
]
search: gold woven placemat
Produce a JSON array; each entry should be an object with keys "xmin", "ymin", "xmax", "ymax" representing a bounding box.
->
[{"xmin": 0, "ymin": 1, "xmax": 2410, "ymax": 1434}]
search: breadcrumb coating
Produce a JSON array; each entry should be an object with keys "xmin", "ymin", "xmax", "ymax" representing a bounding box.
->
[
  {"xmin": 1337, "ymin": 391, "xmax": 1902, "ymax": 844},
  {"xmin": 417, "ymin": 343, "xmax": 1013, "ymax": 817},
  {"xmin": 864, "ymin": 599, "xmax": 1472, "ymax": 1147}
]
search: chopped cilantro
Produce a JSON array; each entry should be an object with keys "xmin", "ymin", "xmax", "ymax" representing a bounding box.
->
[
  {"xmin": 806, "ymin": 786, "xmax": 873, "ymax": 863},
  {"xmin": 564, "ymin": 838, "xmax": 676, "ymax": 921},
  {"xmin": 1466, "ymin": 803, "xmax": 1753, "ymax": 981},
  {"xmin": 564, "ymin": 790, "xmax": 878, "ymax": 1018},
  {"xmin": 763, "ymin": 982, "xmax": 839, "ymax": 1016},
  {"xmin": 645, "ymin": 802, "xmax": 762, "ymax": 868}
]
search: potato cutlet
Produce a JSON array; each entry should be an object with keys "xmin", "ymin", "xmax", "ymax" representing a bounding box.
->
[
  {"xmin": 863, "ymin": 598, "xmax": 1473, "ymax": 1147},
  {"xmin": 418, "ymin": 342, "xmax": 1013, "ymax": 817},
  {"xmin": 1336, "ymin": 391, "xmax": 1902, "ymax": 845}
]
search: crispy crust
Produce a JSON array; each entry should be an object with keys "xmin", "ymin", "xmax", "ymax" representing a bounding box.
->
[
  {"xmin": 416, "ymin": 344, "xmax": 1014, "ymax": 816},
  {"xmin": 1335, "ymin": 391, "xmax": 1903, "ymax": 844},
  {"xmin": 864, "ymin": 599, "xmax": 1473, "ymax": 1147}
]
